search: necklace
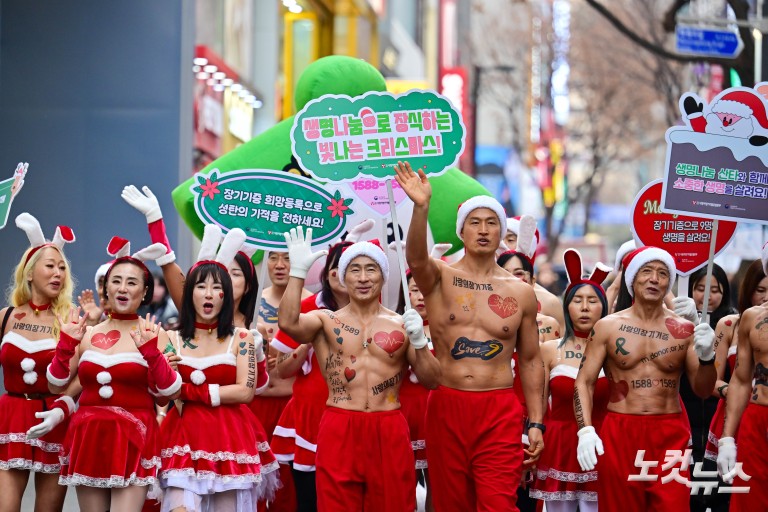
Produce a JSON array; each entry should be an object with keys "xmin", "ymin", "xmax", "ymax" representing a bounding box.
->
[
  {"xmin": 28, "ymin": 301, "xmax": 51, "ymax": 316},
  {"xmin": 109, "ymin": 312, "xmax": 139, "ymax": 321},
  {"xmin": 194, "ymin": 321, "xmax": 218, "ymax": 335}
]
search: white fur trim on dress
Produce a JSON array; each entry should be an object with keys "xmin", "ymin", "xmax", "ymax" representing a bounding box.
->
[
  {"xmin": 455, "ymin": 195, "xmax": 506, "ymax": 240},
  {"xmin": 338, "ymin": 241, "xmax": 389, "ymax": 286},
  {"xmin": 623, "ymin": 246, "xmax": 676, "ymax": 297},
  {"xmin": 208, "ymin": 383, "xmax": 221, "ymax": 407}
]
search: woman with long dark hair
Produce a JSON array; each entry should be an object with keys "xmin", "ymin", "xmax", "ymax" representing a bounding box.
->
[
  {"xmin": 530, "ymin": 250, "xmax": 611, "ymax": 512},
  {"xmin": 0, "ymin": 214, "xmax": 76, "ymax": 512},
  {"xmin": 158, "ymin": 227, "xmax": 272, "ymax": 511}
]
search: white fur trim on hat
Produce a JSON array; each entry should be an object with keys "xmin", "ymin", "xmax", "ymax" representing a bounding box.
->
[
  {"xmin": 455, "ymin": 196, "xmax": 506, "ymax": 240},
  {"xmin": 623, "ymin": 246, "xmax": 676, "ymax": 297},
  {"xmin": 506, "ymin": 217, "xmax": 520, "ymax": 235},
  {"xmin": 711, "ymin": 99, "xmax": 753, "ymax": 118},
  {"xmin": 95, "ymin": 262, "xmax": 111, "ymax": 289},
  {"xmin": 338, "ymin": 241, "xmax": 389, "ymax": 287},
  {"xmin": 614, "ymin": 240, "xmax": 637, "ymax": 271}
]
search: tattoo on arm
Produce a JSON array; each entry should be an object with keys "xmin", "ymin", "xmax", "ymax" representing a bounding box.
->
[
  {"xmin": 246, "ymin": 345, "xmax": 256, "ymax": 389},
  {"xmin": 277, "ymin": 352, "xmax": 291, "ymax": 364},
  {"xmin": 574, "ymin": 388, "xmax": 585, "ymax": 429}
]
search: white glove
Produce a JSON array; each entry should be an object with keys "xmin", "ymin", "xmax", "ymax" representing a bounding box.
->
[
  {"xmin": 576, "ymin": 426, "xmax": 604, "ymax": 471},
  {"xmin": 283, "ymin": 226, "xmax": 328, "ymax": 279},
  {"xmin": 122, "ymin": 185, "xmax": 162, "ymax": 223},
  {"xmin": 717, "ymin": 437, "xmax": 737, "ymax": 482},
  {"xmin": 673, "ymin": 296, "xmax": 699, "ymax": 325},
  {"xmin": 26, "ymin": 408, "xmax": 65, "ymax": 439},
  {"xmin": 251, "ymin": 329, "xmax": 266, "ymax": 363},
  {"xmin": 694, "ymin": 323, "xmax": 716, "ymax": 362},
  {"xmin": 403, "ymin": 309, "xmax": 428, "ymax": 349}
]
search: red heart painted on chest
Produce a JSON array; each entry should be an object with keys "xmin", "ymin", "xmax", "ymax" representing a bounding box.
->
[
  {"xmin": 632, "ymin": 182, "xmax": 737, "ymax": 275},
  {"xmin": 488, "ymin": 294, "xmax": 519, "ymax": 319},
  {"xmin": 373, "ymin": 331, "xmax": 405, "ymax": 354},
  {"xmin": 13, "ymin": 312, "xmax": 25, "ymax": 320},
  {"xmin": 344, "ymin": 367, "xmax": 356, "ymax": 382},
  {"xmin": 665, "ymin": 317, "xmax": 694, "ymax": 340},
  {"xmin": 92, "ymin": 330, "xmax": 121, "ymax": 350},
  {"xmin": 609, "ymin": 378, "xmax": 629, "ymax": 403}
]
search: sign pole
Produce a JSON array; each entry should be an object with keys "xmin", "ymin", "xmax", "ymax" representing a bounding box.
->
[
  {"xmin": 386, "ymin": 179, "xmax": 411, "ymax": 311},
  {"xmin": 700, "ymin": 220, "xmax": 719, "ymax": 326},
  {"xmin": 678, "ymin": 275, "xmax": 690, "ymax": 299},
  {"xmin": 253, "ymin": 251, "xmax": 270, "ymax": 328}
]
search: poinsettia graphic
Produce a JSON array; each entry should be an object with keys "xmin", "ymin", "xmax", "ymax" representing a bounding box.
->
[
  {"xmin": 194, "ymin": 170, "xmax": 221, "ymax": 200},
  {"xmin": 327, "ymin": 190, "xmax": 354, "ymax": 218}
]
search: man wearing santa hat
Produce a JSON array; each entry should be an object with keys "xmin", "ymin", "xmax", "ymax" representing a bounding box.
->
[
  {"xmin": 395, "ymin": 161, "xmax": 545, "ymax": 511},
  {"xmin": 278, "ymin": 229, "xmax": 441, "ymax": 512},
  {"xmin": 574, "ymin": 246, "xmax": 717, "ymax": 511},
  {"xmin": 718, "ymin": 243, "xmax": 768, "ymax": 510}
]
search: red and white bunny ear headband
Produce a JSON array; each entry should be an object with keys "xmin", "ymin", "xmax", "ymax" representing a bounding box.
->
[
  {"xmin": 16, "ymin": 212, "xmax": 76, "ymax": 267},
  {"xmin": 515, "ymin": 215, "xmax": 539, "ymax": 266},
  {"xmin": 563, "ymin": 248, "xmax": 612, "ymax": 298},
  {"xmin": 105, "ymin": 236, "xmax": 167, "ymax": 283},
  {"xmin": 191, "ymin": 224, "xmax": 247, "ymax": 273}
]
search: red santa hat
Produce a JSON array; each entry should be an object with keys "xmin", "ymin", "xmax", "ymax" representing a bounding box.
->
[
  {"xmin": 622, "ymin": 246, "xmax": 676, "ymax": 297},
  {"xmin": 338, "ymin": 239, "xmax": 389, "ymax": 287},
  {"xmin": 563, "ymin": 249, "xmax": 612, "ymax": 298},
  {"xmin": 15, "ymin": 212, "xmax": 76, "ymax": 267},
  {"xmin": 455, "ymin": 196, "xmax": 507, "ymax": 240},
  {"xmin": 711, "ymin": 90, "xmax": 768, "ymax": 129}
]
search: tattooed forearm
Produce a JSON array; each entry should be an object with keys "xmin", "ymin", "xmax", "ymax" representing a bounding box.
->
[
  {"xmin": 277, "ymin": 352, "xmax": 292, "ymax": 364},
  {"xmin": 246, "ymin": 346, "xmax": 256, "ymax": 389},
  {"xmin": 574, "ymin": 388, "xmax": 585, "ymax": 429}
]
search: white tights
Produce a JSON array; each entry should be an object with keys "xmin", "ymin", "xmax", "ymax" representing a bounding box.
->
[{"xmin": 544, "ymin": 499, "xmax": 599, "ymax": 512}]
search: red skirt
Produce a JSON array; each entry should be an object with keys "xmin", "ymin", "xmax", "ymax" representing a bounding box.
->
[
  {"xmin": 399, "ymin": 375, "xmax": 428, "ymax": 469},
  {"xmin": 0, "ymin": 393, "xmax": 69, "ymax": 474},
  {"xmin": 159, "ymin": 402, "xmax": 275, "ymax": 498},
  {"xmin": 530, "ymin": 418, "xmax": 597, "ymax": 502},
  {"xmin": 729, "ymin": 403, "xmax": 768, "ymax": 511},
  {"xmin": 60, "ymin": 405, "xmax": 160, "ymax": 487},
  {"xmin": 704, "ymin": 398, "xmax": 727, "ymax": 461},
  {"xmin": 272, "ymin": 385, "xmax": 327, "ymax": 472}
]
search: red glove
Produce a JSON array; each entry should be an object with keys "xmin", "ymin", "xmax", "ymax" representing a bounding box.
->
[
  {"xmin": 138, "ymin": 338, "xmax": 181, "ymax": 395},
  {"xmin": 180, "ymin": 383, "xmax": 221, "ymax": 407},
  {"xmin": 47, "ymin": 332, "xmax": 79, "ymax": 386}
]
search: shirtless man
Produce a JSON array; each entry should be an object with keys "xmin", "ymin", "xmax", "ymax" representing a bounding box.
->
[
  {"xmin": 505, "ymin": 216, "xmax": 564, "ymax": 328},
  {"xmin": 278, "ymin": 229, "xmax": 440, "ymax": 512},
  {"xmin": 395, "ymin": 162, "xmax": 545, "ymax": 511},
  {"xmin": 718, "ymin": 256, "xmax": 768, "ymax": 510},
  {"xmin": 574, "ymin": 246, "xmax": 716, "ymax": 511}
]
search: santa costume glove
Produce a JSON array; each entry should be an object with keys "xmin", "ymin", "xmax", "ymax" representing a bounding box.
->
[
  {"xmin": 694, "ymin": 323, "xmax": 716, "ymax": 362},
  {"xmin": 26, "ymin": 396, "xmax": 74, "ymax": 439},
  {"xmin": 717, "ymin": 437, "xmax": 737, "ymax": 482},
  {"xmin": 576, "ymin": 426, "xmax": 604, "ymax": 471},
  {"xmin": 121, "ymin": 185, "xmax": 175, "ymax": 265},
  {"xmin": 46, "ymin": 332, "xmax": 80, "ymax": 386},
  {"xmin": 180, "ymin": 382, "xmax": 220, "ymax": 407},
  {"xmin": 283, "ymin": 226, "xmax": 328, "ymax": 279},
  {"xmin": 138, "ymin": 338, "xmax": 181, "ymax": 395},
  {"xmin": 672, "ymin": 296, "xmax": 699, "ymax": 325},
  {"xmin": 403, "ymin": 309, "xmax": 428, "ymax": 349}
]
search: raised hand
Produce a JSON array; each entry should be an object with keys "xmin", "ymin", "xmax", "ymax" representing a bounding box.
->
[
  {"xmin": 121, "ymin": 185, "xmax": 162, "ymax": 223},
  {"xmin": 56, "ymin": 307, "xmax": 88, "ymax": 342},
  {"xmin": 283, "ymin": 226, "xmax": 328, "ymax": 279},
  {"xmin": 78, "ymin": 289, "xmax": 103, "ymax": 323},
  {"xmin": 393, "ymin": 161, "xmax": 431, "ymax": 207},
  {"xmin": 673, "ymin": 296, "xmax": 699, "ymax": 325},
  {"xmin": 130, "ymin": 314, "xmax": 160, "ymax": 348}
]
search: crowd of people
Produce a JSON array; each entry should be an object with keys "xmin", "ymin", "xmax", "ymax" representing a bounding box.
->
[{"xmin": 0, "ymin": 162, "xmax": 766, "ymax": 511}]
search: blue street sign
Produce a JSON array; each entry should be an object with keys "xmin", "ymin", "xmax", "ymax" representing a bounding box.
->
[{"xmin": 676, "ymin": 25, "xmax": 744, "ymax": 59}]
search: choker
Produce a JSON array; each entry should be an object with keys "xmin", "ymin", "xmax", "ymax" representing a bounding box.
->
[
  {"xmin": 29, "ymin": 301, "xmax": 51, "ymax": 316},
  {"xmin": 109, "ymin": 312, "xmax": 139, "ymax": 321},
  {"xmin": 574, "ymin": 330, "xmax": 591, "ymax": 339},
  {"xmin": 195, "ymin": 321, "xmax": 218, "ymax": 334}
]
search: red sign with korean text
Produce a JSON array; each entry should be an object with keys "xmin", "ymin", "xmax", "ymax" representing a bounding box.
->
[{"xmin": 631, "ymin": 180, "xmax": 737, "ymax": 276}]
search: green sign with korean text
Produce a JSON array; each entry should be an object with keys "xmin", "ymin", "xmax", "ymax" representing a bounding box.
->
[
  {"xmin": 291, "ymin": 90, "xmax": 466, "ymax": 182},
  {"xmin": 191, "ymin": 169, "xmax": 352, "ymax": 250}
]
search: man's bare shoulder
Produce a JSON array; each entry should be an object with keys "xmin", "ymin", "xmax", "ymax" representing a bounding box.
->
[
  {"xmin": 743, "ymin": 304, "xmax": 768, "ymax": 329},
  {"xmin": 592, "ymin": 312, "xmax": 627, "ymax": 334}
]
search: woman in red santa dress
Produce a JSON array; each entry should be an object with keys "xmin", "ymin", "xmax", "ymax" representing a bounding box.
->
[
  {"xmin": 158, "ymin": 226, "xmax": 272, "ymax": 512},
  {"xmin": 0, "ymin": 213, "xmax": 76, "ymax": 512},
  {"xmin": 530, "ymin": 249, "xmax": 612, "ymax": 512},
  {"xmin": 47, "ymin": 236, "xmax": 181, "ymax": 512}
]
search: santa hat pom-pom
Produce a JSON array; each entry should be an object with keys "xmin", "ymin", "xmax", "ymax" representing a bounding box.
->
[
  {"xmin": 20, "ymin": 357, "xmax": 36, "ymax": 372},
  {"xmin": 15, "ymin": 213, "xmax": 46, "ymax": 248},
  {"xmin": 216, "ymin": 228, "xmax": 247, "ymax": 268},
  {"xmin": 96, "ymin": 371, "xmax": 112, "ymax": 385},
  {"xmin": 190, "ymin": 370, "xmax": 207, "ymax": 386},
  {"xmin": 198, "ymin": 224, "xmax": 223, "ymax": 262},
  {"xmin": 23, "ymin": 371, "xmax": 38, "ymax": 385},
  {"xmin": 99, "ymin": 385, "xmax": 114, "ymax": 399}
]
